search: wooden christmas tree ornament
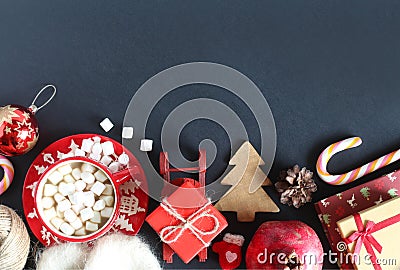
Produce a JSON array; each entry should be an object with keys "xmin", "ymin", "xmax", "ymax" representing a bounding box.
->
[{"xmin": 215, "ymin": 141, "xmax": 279, "ymax": 222}]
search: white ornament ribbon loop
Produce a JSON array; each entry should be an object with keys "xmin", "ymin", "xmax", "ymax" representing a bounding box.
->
[{"xmin": 29, "ymin": 84, "xmax": 57, "ymax": 114}]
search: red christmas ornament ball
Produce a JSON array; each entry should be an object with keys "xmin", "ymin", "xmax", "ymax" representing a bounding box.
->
[{"xmin": 0, "ymin": 104, "xmax": 39, "ymax": 156}]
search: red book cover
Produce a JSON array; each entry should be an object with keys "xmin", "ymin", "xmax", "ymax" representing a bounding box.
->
[{"xmin": 314, "ymin": 170, "xmax": 400, "ymax": 268}]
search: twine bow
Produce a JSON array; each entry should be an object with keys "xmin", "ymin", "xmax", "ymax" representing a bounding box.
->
[
  {"xmin": 159, "ymin": 198, "xmax": 220, "ymax": 247},
  {"xmin": 344, "ymin": 212, "xmax": 400, "ymax": 270}
]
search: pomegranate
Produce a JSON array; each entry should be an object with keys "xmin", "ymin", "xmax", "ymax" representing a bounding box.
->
[{"xmin": 246, "ymin": 221, "xmax": 324, "ymax": 270}]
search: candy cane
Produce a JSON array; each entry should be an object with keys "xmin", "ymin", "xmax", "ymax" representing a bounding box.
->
[
  {"xmin": 316, "ymin": 137, "xmax": 400, "ymax": 185},
  {"xmin": 0, "ymin": 155, "xmax": 14, "ymax": 195}
]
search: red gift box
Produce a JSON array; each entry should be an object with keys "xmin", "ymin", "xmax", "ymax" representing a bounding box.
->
[
  {"xmin": 146, "ymin": 181, "xmax": 228, "ymax": 263},
  {"xmin": 315, "ymin": 170, "xmax": 400, "ymax": 268}
]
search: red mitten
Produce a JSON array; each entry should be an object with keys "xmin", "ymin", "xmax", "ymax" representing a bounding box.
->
[{"xmin": 212, "ymin": 233, "xmax": 244, "ymax": 270}]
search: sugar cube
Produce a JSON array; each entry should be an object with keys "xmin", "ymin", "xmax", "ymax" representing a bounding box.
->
[
  {"xmin": 74, "ymin": 148, "xmax": 86, "ymax": 157},
  {"xmin": 43, "ymin": 207, "xmax": 57, "ymax": 220},
  {"xmin": 81, "ymin": 172, "xmax": 95, "ymax": 184},
  {"xmin": 91, "ymin": 181, "xmax": 106, "ymax": 196},
  {"xmin": 54, "ymin": 193, "xmax": 65, "ymax": 203},
  {"xmin": 100, "ymin": 207, "xmax": 113, "ymax": 218},
  {"xmin": 100, "ymin": 195, "xmax": 114, "ymax": 207},
  {"xmin": 72, "ymin": 168, "xmax": 82, "ymax": 180},
  {"xmin": 122, "ymin": 127, "xmax": 134, "ymax": 139},
  {"xmin": 118, "ymin": 153, "xmax": 129, "ymax": 165},
  {"xmin": 100, "ymin": 155, "xmax": 113, "ymax": 166},
  {"xmin": 75, "ymin": 227, "xmax": 86, "ymax": 236},
  {"xmin": 101, "ymin": 141, "xmax": 114, "ymax": 156},
  {"xmin": 92, "ymin": 143, "xmax": 102, "ymax": 155},
  {"xmin": 81, "ymin": 163, "xmax": 96, "ymax": 174},
  {"xmin": 90, "ymin": 211, "xmax": 101, "ymax": 224},
  {"xmin": 44, "ymin": 184, "xmax": 58, "ymax": 197},
  {"xmin": 94, "ymin": 170, "xmax": 108, "ymax": 182},
  {"xmin": 60, "ymin": 222, "xmax": 75, "ymax": 236},
  {"xmin": 93, "ymin": 199, "xmax": 106, "ymax": 211},
  {"xmin": 85, "ymin": 221, "xmax": 99, "ymax": 232},
  {"xmin": 80, "ymin": 207, "xmax": 94, "ymax": 222},
  {"xmin": 58, "ymin": 182, "xmax": 75, "ymax": 196},
  {"xmin": 48, "ymin": 171, "xmax": 63, "ymax": 185},
  {"xmin": 100, "ymin": 118, "xmax": 114, "ymax": 132},
  {"xmin": 58, "ymin": 164, "xmax": 73, "ymax": 175},
  {"xmin": 71, "ymin": 204, "xmax": 85, "ymax": 215},
  {"xmin": 63, "ymin": 174, "xmax": 75, "ymax": 183},
  {"xmin": 50, "ymin": 217, "xmax": 64, "ymax": 230},
  {"xmin": 41, "ymin": 197, "xmax": 55, "ymax": 209},
  {"xmin": 57, "ymin": 199, "xmax": 72, "ymax": 212},
  {"xmin": 81, "ymin": 138, "xmax": 94, "ymax": 153},
  {"xmin": 64, "ymin": 209, "xmax": 78, "ymax": 223},
  {"xmin": 108, "ymin": 162, "xmax": 120, "ymax": 173},
  {"xmin": 83, "ymin": 191, "xmax": 95, "ymax": 207},
  {"xmin": 140, "ymin": 139, "xmax": 153, "ymax": 152},
  {"xmin": 70, "ymin": 218, "xmax": 83, "ymax": 230}
]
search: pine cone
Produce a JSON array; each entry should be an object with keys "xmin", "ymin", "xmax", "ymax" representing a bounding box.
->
[{"xmin": 275, "ymin": 165, "xmax": 317, "ymax": 208}]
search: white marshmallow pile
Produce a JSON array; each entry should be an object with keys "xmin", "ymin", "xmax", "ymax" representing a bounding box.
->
[
  {"xmin": 40, "ymin": 162, "xmax": 115, "ymax": 237},
  {"xmin": 59, "ymin": 137, "xmax": 130, "ymax": 175}
]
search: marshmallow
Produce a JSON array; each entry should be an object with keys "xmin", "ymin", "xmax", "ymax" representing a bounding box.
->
[
  {"xmin": 72, "ymin": 168, "xmax": 82, "ymax": 180},
  {"xmin": 91, "ymin": 181, "xmax": 106, "ymax": 196},
  {"xmin": 58, "ymin": 164, "xmax": 73, "ymax": 175},
  {"xmin": 93, "ymin": 136, "xmax": 101, "ymax": 143},
  {"xmin": 100, "ymin": 118, "xmax": 114, "ymax": 132},
  {"xmin": 54, "ymin": 193, "xmax": 65, "ymax": 203},
  {"xmin": 94, "ymin": 170, "xmax": 108, "ymax": 182},
  {"xmin": 81, "ymin": 138, "xmax": 94, "ymax": 153},
  {"xmin": 80, "ymin": 207, "xmax": 94, "ymax": 222},
  {"xmin": 75, "ymin": 227, "xmax": 86, "ymax": 236},
  {"xmin": 71, "ymin": 204, "xmax": 85, "ymax": 215},
  {"xmin": 93, "ymin": 199, "xmax": 106, "ymax": 211},
  {"xmin": 102, "ymin": 184, "xmax": 113, "ymax": 196},
  {"xmin": 100, "ymin": 155, "xmax": 113, "ymax": 166},
  {"xmin": 122, "ymin": 127, "xmax": 134, "ymax": 139},
  {"xmin": 100, "ymin": 195, "xmax": 114, "ymax": 207},
  {"xmin": 81, "ymin": 172, "xmax": 95, "ymax": 184},
  {"xmin": 89, "ymin": 153, "xmax": 101, "ymax": 161},
  {"xmin": 118, "ymin": 153, "xmax": 129, "ymax": 165},
  {"xmin": 140, "ymin": 139, "xmax": 153, "ymax": 152},
  {"xmin": 60, "ymin": 222, "xmax": 75, "ymax": 236},
  {"xmin": 101, "ymin": 141, "xmax": 114, "ymax": 156},
  {"xmin": 47, "ymin": 171, "xmax": 64, "ymax": 185},
  {"xmin": 75, "ymin": 180, "xmax": 86, "ymax": 191},
  {"xmin": 70, "ymin": 218, "xmax": 83, "ymax": 230},
  {"xmin": 57, "ymin": 199, "xmax": 72, "ymax": 212},
  {"xmin": 92, "ymin": 143, "xmax": 103, "ymax": 155},
  {"xmin": 56, "ymin": 207, "xmax": 64, "ymax": 219},
  {"xmin": 108, "ymin": 162, "xmax": 120, "ymax": 173},
  {"xmin": 44, "ymin": 184, "xmax": 58, "ymax": 197},
  {"xmin": 68, "ymin": 191, "xmax": 84, "ymax": 205},
  {"xmin": 83, "ymin": 191, "xmax": 95, "ymax": 207},
  {"xmin": 44, "ymin": 207, "xmax": 57, "ymax": 220},
  {"xmin": 50, "ymin": 217, "xmax": 64, "ymax": 230},
  {"xmin": 63, "ymin": 174, "xmax": 75, "ymax": 183},
  {"xmin": 85, "ymin": 221, "xmax": 99, "ymax": 232},
  {"xmin": 74, "ymin": 148, "xmax": 86, "ymax": 157},
  {"xmin": 81, "ymin": 163, "xmax": 96, "ymax": 174},
  {"xmin": 64, "ymin": 209, "xmax": 78, "ymax": 223},
  {"xmin": 42, "ymin": 197, "xmax": 55, "ymax": 209},
  {"xmin": 100, "ymin": 207, "xmax": 113, "ymax": 218},
  {"xmin": 90, "ymin": 211, "xmax": 101, "ymax": 224},
  {"xmin": 58, "ymin": 182, "xmax": 75, "ymax": 196}
]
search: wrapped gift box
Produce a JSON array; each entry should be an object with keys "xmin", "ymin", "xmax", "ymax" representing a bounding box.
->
[
  {"xmin": 314, "ymin": 170, "xmax": 400, "ymax": 268},
  {"xmin": 146, "ymin": 181, "xmax": 228, "ymax": 263},
  {"xmin": 337, "ymin": 196, "xmax": 400, "ymax": 270}
]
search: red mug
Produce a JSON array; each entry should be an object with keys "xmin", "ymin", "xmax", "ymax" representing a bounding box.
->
[{"xmin": 34, "ymin": 156, "xmax": 130, "ymax": 242}]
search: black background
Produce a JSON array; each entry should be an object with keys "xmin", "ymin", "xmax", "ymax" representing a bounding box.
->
[{"xmin": 1, "ymin": 1, "xmax": 400, "ymax": 269}]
